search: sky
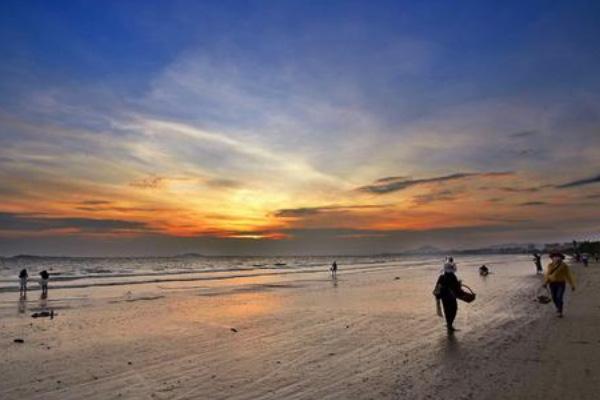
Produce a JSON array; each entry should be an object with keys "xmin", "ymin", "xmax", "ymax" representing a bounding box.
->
[{"xmin": 0, "ymin": 0, "xmax": 599, "ymax": 256}]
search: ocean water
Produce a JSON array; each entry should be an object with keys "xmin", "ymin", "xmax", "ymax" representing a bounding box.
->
[{"xmin": 0, "ymin": 254, "xmax": 528, "ymax": 293}]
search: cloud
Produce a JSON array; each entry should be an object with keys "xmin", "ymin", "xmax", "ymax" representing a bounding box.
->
[
  {"xmin": 509, "ymin": 130, "xmax": 538, "ymax": 139},
  {"xmin": 412, "ymin": 190, "xmax": 457, "ymax": 206},
  {"xmin": 498, "ymin": 184, "xmax": 553, "ymax": 193},
  {"xmin": 357, "ymin": 172, "xmax": 513, "ymax": 195},
  {"xmin": 129, "ymin": 175, "xmax": 168, "ymax": 189},
  {"xmin": 79, "ymin": 200, "xmax": 112, "ymax": 205},
  {"xmin": 375, "ymin": 176, "xmax": 411, "ymax": 183},
  {"xmin": 205, "ymin": 178, "xmax": 242, "ymax": 188},
  {"xmin": 274, "ymin": 204, "xmax": 387, "ymax": 218},
  {"xmin": 556, "ymin": 174, "xmax": 600, "ymax": 188},
  {"xmin": 75, "ymin": 206, "xmax": 161, "ymax": 213},
  {"xmin": 0, "ymin": 212, "xmax": 152, "ymax": 233},
  {"xmin": 519, "ymin": 201, "xmax": 547, "ymax": 206}
]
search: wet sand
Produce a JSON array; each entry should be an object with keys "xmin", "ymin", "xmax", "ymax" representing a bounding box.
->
[{"xmin": 0, "ymin": 256, "xmax": 598, "ymax": 399}]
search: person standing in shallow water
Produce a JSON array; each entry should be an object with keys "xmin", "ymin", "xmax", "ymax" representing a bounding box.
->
[
  {"xmin": 543, "ymin": 252, "xmax": 575, "ymax": 318},
  {"xmin": 330, "ymin": 261, "xmax": 338, "ymax": 278},
  {"xmin": 18, "ymin": 269, "xmax": 28, "ymax": 294},
  {"xmin": 39, "ymin": 270, "xmax": 50, "ymax": 296},
  {"xmin": 433, "ymin": 258, "xmax": 461, "ymax": 332}
]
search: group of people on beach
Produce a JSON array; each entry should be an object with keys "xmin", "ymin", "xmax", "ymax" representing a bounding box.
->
[
  {"xmin": 430, "ymin": 251, "xmax": 578, "ymax": 333},
  {"xmin": 18, "ymin": 268, "xmax": 50, "ymax": 296}
]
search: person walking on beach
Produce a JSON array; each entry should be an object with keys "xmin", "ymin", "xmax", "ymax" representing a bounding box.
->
[
  {"xmin": 433, "ymin": 259, "xmax": 461, "ymax": 332},
  {"xmin": 533, "ymin": 253, "xmax": 543, "ymax": 274},
  {"xmin": 39, "ymin": 270, "xmax": 49, "ymax": 296},
  {"xmin": 330, "ymin": 261, "xmax": 338, "ymax": 278},
  {"xmin": 543, "ymin": 252, "xmax": 575, "ymax": 318},
  {"xmin": 18, "ymin": 269, "xmax": 28, "ymax": 294}
]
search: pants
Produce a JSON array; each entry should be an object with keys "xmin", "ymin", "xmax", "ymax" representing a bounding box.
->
[
  {"xmin": 549, "ymin": 282, "xmax": 566, "ymax": 313},
  {"xmin": 441, "ymin": 296, "xmax": 457, "ymax": 328}
]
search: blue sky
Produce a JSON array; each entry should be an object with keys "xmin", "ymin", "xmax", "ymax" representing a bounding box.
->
[{"xmin": 0, "ymin": 1, "xmax": 599, "ymax": 255}]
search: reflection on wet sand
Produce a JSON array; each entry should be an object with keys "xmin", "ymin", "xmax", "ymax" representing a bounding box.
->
[
  {"xmin": 18, "ymin": 293, "xmax": 27, "ymax": 314},
  {"xmin": 39, "ymin": 292, "xmax": 48, "ymax": 310},
  {"xmin": 173, "ymin": 290, "xmax": 282, "ymax": 326}
]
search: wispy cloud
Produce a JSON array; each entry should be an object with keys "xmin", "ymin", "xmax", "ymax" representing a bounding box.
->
[
  {"xmin": 498, "ymin": 184, "xmax": 552, "ymax": 193},
  {"xmin": 519, "ymin": 201, "xmax": 547, "ymax": 206},
  {"xmin": 412, "ymin": 190, "xmax": 457, "ymax": 206},
  {"xmin": 556, "ymin": 173, "xmax": 600, "ymax": 188},
  {"xmin": 79, "ymin": 200, "xmax": 112, "ymax": 206},
  {"xmin": 274, "ymin": 204, "xmax": 387, "ymax": 218},
  {"xmin": 0, "ymin": 212, "xmax": 152, "ymax": 234},
  {"xmin": 357, "ymin": 172, "xmax": 513, "ymax": 195},
  {"xmin": 509, "ymin": 130, "xmax": 538, "ymax": 139}
]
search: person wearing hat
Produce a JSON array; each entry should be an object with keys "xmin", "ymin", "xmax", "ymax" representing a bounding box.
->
[
  {"xmin": 433, "ymin": 257, "xmax": 461, "ymax": 332},
  {"xmin": 543, "ymin": 252, "xmax": 575, "ymax": 317}
]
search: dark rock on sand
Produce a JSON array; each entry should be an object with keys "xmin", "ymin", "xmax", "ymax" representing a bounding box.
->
[{"xmin": 31, "ymin": 310, "xmax": 55, "ymax": 319}]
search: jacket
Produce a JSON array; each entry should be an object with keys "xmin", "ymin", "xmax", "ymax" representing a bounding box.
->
[{"xmin": 544, "ymin": 261, "xmax": 575, "ymax": 288}]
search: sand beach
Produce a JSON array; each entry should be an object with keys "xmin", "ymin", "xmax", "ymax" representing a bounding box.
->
[{"xmin": 0, "ymin": 255, "xmax": 598, "ymax": 400}]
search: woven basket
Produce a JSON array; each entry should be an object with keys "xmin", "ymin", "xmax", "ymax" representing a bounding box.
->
[{"xmin": 457, "ymin": 284, "xmax": 476, "ymax": 303}]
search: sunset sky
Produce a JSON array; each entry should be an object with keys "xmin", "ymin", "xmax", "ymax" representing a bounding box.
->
[{"xmin": 1, "ymin": 1, "xmax": 599, "ymax": 256}]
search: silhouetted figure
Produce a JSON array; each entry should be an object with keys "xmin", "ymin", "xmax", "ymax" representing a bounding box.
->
[
  {"xmin": 434, "ymin": 260, "xmax": 461, "ymax": 332},
  {"xmin": 582, "ymin": 254, "xmax": 589, "ymax": 267},
  {"xmin": 39, "ymin": 270, "xmax": 49, "ymax": 295},
  {"xmin": 18, "ymin": 269, "xmax": 28, "ymax": 294},
  {"xmin": 330, "ymin": 261, "xmax": 338, "ymax": 278},
  {"xmin": 479, "ymin": 265, "xmax": 489, "ymax": 276},
  {"xmin": 533, "ymin": 253, "xmax": 543, "ymax": 274},
  {"xmin": 543, "ymin": 252, "xmax": 575, "ymax": 318}
]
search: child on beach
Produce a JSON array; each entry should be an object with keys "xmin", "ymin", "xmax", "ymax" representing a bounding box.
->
[
  {"xmin": 18, "ymin": 269, "xmax": 28, "ymax": 294},
  {"xmin": 330, "ymin": 261, "xmax": 338, "ymax": 277},
  {"xmin": 543, "ymin": 252, "xmax": 575, "ymax": 318},
  {"xmin": 39, "ymin": 270, "xmax": 50, "ymax": 295}
]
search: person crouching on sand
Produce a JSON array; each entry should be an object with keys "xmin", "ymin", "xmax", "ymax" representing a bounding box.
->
[
  {"xmin": 433, "ymin": 259, "xmax": 461, "ymax": 332},
  {"xmin": 543, "ymin": 252, "xmax": 575, "ymax": 318}
]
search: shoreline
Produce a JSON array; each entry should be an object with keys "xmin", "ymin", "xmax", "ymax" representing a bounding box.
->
[{"xmin": 0, "ymin": 256, "xmax": 597, "ymax": 399}]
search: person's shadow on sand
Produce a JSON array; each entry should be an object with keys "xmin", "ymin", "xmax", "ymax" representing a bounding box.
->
[{"xmin": 440, "ymin": 332, "xmax": 461, "ymax": 360}]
